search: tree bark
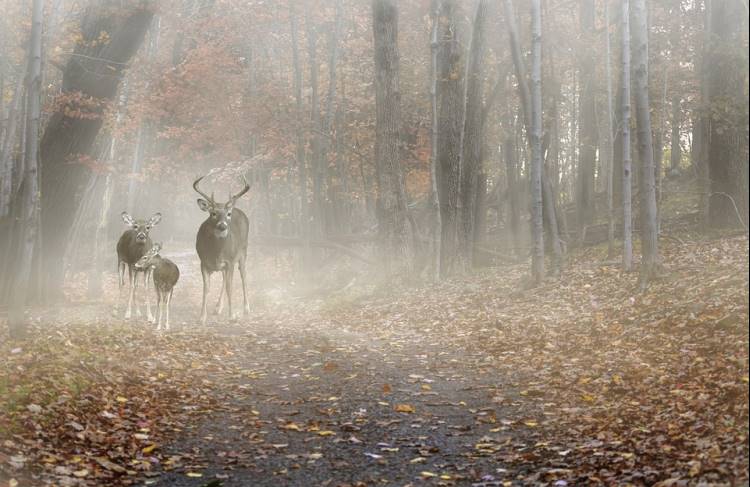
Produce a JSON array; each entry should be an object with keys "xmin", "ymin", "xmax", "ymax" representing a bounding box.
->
[
  {"xmin": 605, "ymin": 0, "xmax": 616, "ymax": 259},
  {"xmin": 428, "ymin": 0, "xmax": 443, "ymax": 281},
  {"xmin": 631, "ymin": 0, "xmax": 661, "ymax": 285},
  {"xmin": 621, "ymin": 0, "xmax": 633, "ymax": 272},
  {"xmin": 372, "ymin": 0, "xmax": 413, "ymax": 275},
  {"xmin": 458, "ymin": 0, "xmax": 489, "ymax": 271},
  {"xmin": 669, "ymin": 94, "xmax": 681, "ymax": 174},
  {"xmin": 435, "ymin": 0, "xmax": 463, "ymax": 274},
  {"xmin": 705, "ymin": 0, "xmax": 749, "ymax": 228},
  {"xmin": 8, "ymin": 0, "xmax": 43, "ymax": 337},
  {"xmin": 576, "ymin": 0, "xmax": 597, "ymax": 232},
  {"xmin": 529, "ymin": 0, "xmax": 544, "ymax": 284},
  {"xmin": 39, "ymin": 3, "xmax": 154, "ymax": 301}
]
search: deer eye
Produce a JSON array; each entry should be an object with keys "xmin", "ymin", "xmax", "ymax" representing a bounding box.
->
[{"xmin": 227, "ymin": 211, "xmax": 232, "ymax": 217}]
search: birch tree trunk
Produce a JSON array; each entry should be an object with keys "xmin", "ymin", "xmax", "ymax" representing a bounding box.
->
[
  {"xmin": 631, "ymin": 0, "xmax": 661, "ymax": 285},
  {"xmin": 372, "ymin": 0, "xmax": 413, "ymax": 275},
  {"xmin": 8, "ymin": 0, "xmax": 43, "ymax": 337},
  {"xmin": 621, "ymin": 0, "xmax": 633, "ymax": 271}
]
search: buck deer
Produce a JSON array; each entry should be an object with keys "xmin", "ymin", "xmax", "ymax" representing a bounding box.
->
[
  {"xmin": 193, "ymin": 175, "xmax": 251, "ymax": 324},
  {"xmin": 135, "ymin": 243, "xmax": 179, "ymax": 331},
  {"xmin": 117, "ymin": 212, "xmax": 161, "ymax": 320}
]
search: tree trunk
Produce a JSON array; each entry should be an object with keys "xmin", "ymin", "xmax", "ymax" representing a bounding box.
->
[
  {"xmin": 306, "ymin": 11, "xmax": 325, "ymax": 239},
  {"xmin": 39, "ymin": 3, "xmax": 154, "ymax": 301},
  {"xmin": 529, "ymin": 0, "xmax": 544, "ymax": 284},
  {"xmin": 428, "ymin": 0, "xmax": 443, "ymax": 281},
  {"xmin": 372, "ymin": 0, "xmax": 413, "ymax": 275},
  {"xmin": 621, "ymin": 0, "xmax": 633, "ymax": 272},
  {"xmin": 290, "ymin": 3, "xmax": 311, "ymax": 272},
  {"xmin": 435, "ymin": 0, "xmax": 463, "ymax": 274},
  {"xmin": 8, "ymin": 0, "xmax": 43, "ymax": 337},
  {"xmin": 577, "ymin": 0, "xmax": 597, "ymax": 232},
  {"xmin": 705, "ymin": 0, "xmax": 749, "ymax": 228},
  {"xmin": 458, "ymin": 0, "xmax": 488, "ymax": 271},
  {"xmin": 0, "ymin": 65, "xmax": 27, "ymax": 218},
  {"xmin": 504, "ymin": 137, "xmax": 521, "ymax": 258},
  {"xmin": 669, "ymin": 94, "xmax": 681, "ymax": 174},
  {"xmin": 631, "ymin": 0, "xmax": 661, "ymax": 285},
  {"xmin": 605, "ymin": 0, "xmax": 616, "ymax": 259}
]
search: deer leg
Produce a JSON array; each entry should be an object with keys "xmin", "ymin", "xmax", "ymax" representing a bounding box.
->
[
  {"xmin": 165, "ymin": 289, "xmax": 173, "ymax": 331},
  {"xmin": 134, "ymin": 271, "xmax": 142, "ymax": 318},
  {"xmin": 145, "ymin": 268, "xmax": 155, "ymax": 323},
  {"xmin": 200, "ymin": 265, "xmax": 210, "ymax": 325},
  {"xmin": 225, "ymin": 265, "xmax": 235, "ymax": 320},
  {"xmin": 115, "ymin": 260, "xmax": 126, "ymax": 314},
  {"xmin": 238, "ymin": 254, "xmax": 250, "ymax": 316},
  {"xmin": 125, "ymin": 265, "xmax": 135, "ymax": 319},
  {"xmin": 214, "ymin": 269, "xmax": 225, "ymax": 315},
  {"xmin": 154, "ymin": 288, "xmax": 162, "ymax": 330}
]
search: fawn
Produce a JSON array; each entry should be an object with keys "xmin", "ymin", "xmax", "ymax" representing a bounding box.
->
[{"xmin": 135, "ymin": 243, "xmax": 180, "ymax": 331}]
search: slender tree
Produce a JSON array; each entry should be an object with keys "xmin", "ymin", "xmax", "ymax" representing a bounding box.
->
[
  {"xmin": 605, "ymin": 0, "xmax": 616, "ymax": 259},
  {"xmin": 576, "ymin": 0, "xmax": 597, "ymax": 232},
  {"xmin": 529, "ymin": 0, "xmax": 544, "ymax": 283},
  {"xmin": 621, "ymin": 0, "xmax": 633, "ymax": 271},
  {"xmin": 458, "ymin": 0, "xmax": 489, "ymax": 270},
  {"xmin": 428, "ymin": 0, "xmax": 442, "ymax": 280},
  {"xmin": 631, "ymin": 0, "xmax": 660, "ymax": 284},
  {"xmin": 8, "ymin": 0, "xmax": 43, "ymax": 337}
]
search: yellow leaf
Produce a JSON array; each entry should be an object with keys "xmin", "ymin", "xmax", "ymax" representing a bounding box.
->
[
  {"xmin": 742, "ymin": 375, "xmax": 749, "ymax": 383},
  {"xmin": 186, "ymin": 472, "xmax": 203, "ymax": 478},
  {"xmin": 581, "ymin": 393, "xmax": 596, "ymax": 403},
  {"xmin": 420, "ymin": 471, "xmax": 438, "ymax": 478},
  {"xmin": 523, "ymin": 420, "xmax": 538, "ymax": 427},
  {"xmin": 282, "ymin": 423, "xmax": 301, "ymax": 431},
  {"xmin": 73, "ymin": 469, "xmax": 89, "ymax": 478},
  {"xmin": 395, "ymin": 404, "xmax": 416, "ymax": 413},
  {"xmin": 421, "ymin": 384, "xmax": 432, "ymax": 391},
  {"xmin": 142, "ymin": 444, "xmax": 157, "ymax": 454},
  {"xmin": 410, "ymin": 457, "xmax": 426, "ymax": 464},
  {"xmin": 578, "ymin": 377, "xmax": 592, "ymax": 385},
  {"xmin": 317, "ymin": 430, "xmax": 336, "ymax": 436},
  {"xmin": 440, "ymin": 475, "xmax": 452, "ymax": 480},
  {"xmin": 116, "ymin": 396, "xmax": 128, "ymax": 403}
]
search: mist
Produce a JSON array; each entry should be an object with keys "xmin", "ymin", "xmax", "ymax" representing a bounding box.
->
[{"xmin": 0, "ymin": 0, "xmax": 748, "ymax": 485}]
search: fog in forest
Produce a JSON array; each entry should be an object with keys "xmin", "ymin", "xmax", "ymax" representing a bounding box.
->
[{"xmin": 0, "ymin": 0, "xmax": 748, "ymax": 486}]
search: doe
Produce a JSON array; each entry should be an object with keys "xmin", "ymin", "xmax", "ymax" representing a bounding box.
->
[{"xmin": 117, "ymin": 212, "xmax": 161, "ymax": 320}]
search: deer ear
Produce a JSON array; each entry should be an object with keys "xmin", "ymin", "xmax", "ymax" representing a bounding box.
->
[
  {"xmin": 121, "ymin": 211, "xmax": 135, "ymax": 227},
  {"xmin": 197, "ymin": 199, "xmax": 210, "ymax": 212},
  {"xmin": 148, "ymin": 212, "xmax": 162, "ymax": 226}
]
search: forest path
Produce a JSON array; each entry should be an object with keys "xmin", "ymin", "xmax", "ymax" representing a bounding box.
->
[
  {"xmin": 147, "ymin": 303, "xmax": 529, "ymax": 487},
  {"xmin": 2, "ymin": 234, "xmax": 747, "ymax": 487}
]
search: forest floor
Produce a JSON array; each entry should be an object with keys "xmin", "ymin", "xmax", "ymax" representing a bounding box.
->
[{"xmin": 1, "ymin": 228, "xmax": 748, "ymax": 486}]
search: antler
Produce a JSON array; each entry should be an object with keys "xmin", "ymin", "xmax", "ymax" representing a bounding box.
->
[
  {"xmin": 229, "ymin": 175, "xmax": 251, "ymax": 204},
  {"xmin": 193, "ymin": 175, "xmax": 214, "ymax": 203}
]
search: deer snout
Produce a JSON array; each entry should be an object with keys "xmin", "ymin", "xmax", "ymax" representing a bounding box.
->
[
  {"xmin": 136, "ymin": 232, "xmax": 147, "ymax": 241},
  {"xmin": 216, "ymin": 221, "xmax": 229, "ymax": 232}
]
